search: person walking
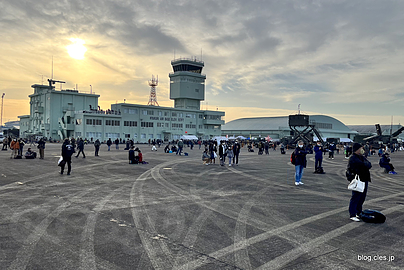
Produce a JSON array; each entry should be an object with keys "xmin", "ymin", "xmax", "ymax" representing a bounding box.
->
[
  {"xmin": 10, "ymin": 138, "xmax": 20, "ymax": 159},
  {"xmin": 314, "ymin": 142, "xmax": 324, "ymax": 172},
  {"xmin": 94, "ymin": 139, "xmax": 101, "ymax": 156},
  {"xmin": 294, "ymin": 141, "xmax": 307, "ymax": 186},
  {"xmin": 37, "ymin": 138, "xmax": 46, "ymax": 159},
  {"xmin": 75, "ymin": 138, "xmax": 86, "ymax": 158},
  {"xmin": 233, "ymin": 141, "xmax": 241, "ymax": 166},
  {"xmin": 107, "ymin": 138, "xmax": 112, "ymax": 151},
  {"xmin": 61, "ymin": 139, "xmax": 75, "ymax": 175},
  {"xmin": 347, "ymin": 143, "xmax": 372, "ymax": 222},
  {"xmin": 226, "ymin": 145, "xmax": 234, "ymax": 166},
  {"xmin": 115, "ymin": 138, "xmax": 120, "ymax": 150}
]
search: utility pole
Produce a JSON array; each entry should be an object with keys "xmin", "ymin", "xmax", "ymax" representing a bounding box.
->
[{"xmin": 1, "ymin": 93, "xmax": 5, "ymax": 128}]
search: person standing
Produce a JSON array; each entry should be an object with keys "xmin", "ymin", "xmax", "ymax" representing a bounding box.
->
[
  {"xmin": 2, "ymin": 137, "xmax": 7, "ymax": 150},
  {"xmin": 219, "ymin": 141, "xmax": 227, "ymax": 166},
  {"xmin": 226, "ymin": 145, "xmax": 234, "ymax": 166},
  {"xmin": 347, "ymin": 143, "xmax": 372, "ymax": 222},
  {"xmin": 18, "ymin": 139, "xmax": 25, "ymax": 156},
  {"xmin": 233, "ymin": 141, "xmax": 241, "ymax": 166},
  {"xmin": 314, "ymin": 142, "xmax": 324, "ymax": 171},
  {"xmin": 264, "ymin": 141, "xmax": 270, "ymax": 155},
  {"xmin": 10, "ymin": 138, "xmax": 20, "ymax": 159},
  {"xmin": 61, "ymin": 139, "xmax": 75, "ymax": 175},
  {"xmin": 115, "ymin": 138, "xmax": 120, "ymax": 150},
  {"xmin": 107, "ymin": 138, "xmax": 112, "ymax": 151},
  {"xmin": 37, "ymin": 138, "xmax": 45, "ymax": 159},
  {"xmin": 75, "ymin": 138, "xmax": 86, "ymax": 158},
  {"xmin": 294, "ymin": 141, "xmax": 307, "ymax": 186},
  {"xmin": 328, "ymin": 142, "xmax": 336, "ymax": 159},
  {"xmin": 176, "ymin": 139, "xmax": 184, "ymax": 155},
  {"xmin": 94, "ymin": 139, "xmax": 101, "ymax": 156}
]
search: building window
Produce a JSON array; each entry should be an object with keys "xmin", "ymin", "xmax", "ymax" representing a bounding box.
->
[
  {"xmin": 172, "ymin": 123, "xmax": 183, "ymax": 128},
  {"xmin": 124, "ymin": 121, "xmax": 137, "ymax": 127},
  {"xmin": 156, "ymin": 134, "xmax": 161, "ymax": 139},
  {"xmin": 129, "ymin": 109, "xmax": 138, "ymax": 114},
  {"xmin": 148, "ymin": 134, "xmax": 153, "ymax": 139},
  {"xmin": 158, "ymin": 111, "xmax": 163, "ymax": 116},
  {"xmin": 172, "ymin": 112, "xmax": 177, "ymax": 117},
  {"xmin": 199, "ymin": 114, "xmax": 203, "ymax": 119},
  {"xmin": 86, "ymin": 132, "xmax": 102, "ymax": 138},
  {"xmin": 178, "ymin": 113, "xmax": 183, "ymax": 118},
  {"xmin": 141, "ymin": 133, "xmax": 146, "ymax": 139},
  {"xmin": 186, "ymin": 124, "xmax": 196, "ymax": 129},
  {"xmin": 164, "ymin": 112, "xmax": 169, "ymax": 116},
  {"xmin": 106, "ymin": 120, "xmax": 120, "ymax": 126},
  {"xmin": 165, "ymin": 123, "xmax": 169, "ymax": 128},
  {"xmin": 75, "ymin": 132, "xmax": 82, "ymax": 137},
  {"xmin": 157, "ymin": 123, "xmax": 164, "ymax": 127},
  {"xmin": 124, "ymin": 109, "xmax": 128, "ymax": 113},
  {"xmin": 133, "ymin": 133, "xmax": 138, "ymax": 138},
  {"xmin": 105, "ymin": 133, "xmax": 120, "ymax": 139},
  {"xmin": 141, "ymin": 122, "xmax": 154, "ymax": 127}
]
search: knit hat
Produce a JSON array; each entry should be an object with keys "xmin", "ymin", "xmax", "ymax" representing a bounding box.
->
[{"xmin": 352, "ymin": 143, "xmax": 362, "ymax": 153}]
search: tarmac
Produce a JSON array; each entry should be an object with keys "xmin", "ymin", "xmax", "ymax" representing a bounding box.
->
[{"xmin": 0, "ymin": 143, "xmax": 403, "ymax": 270}]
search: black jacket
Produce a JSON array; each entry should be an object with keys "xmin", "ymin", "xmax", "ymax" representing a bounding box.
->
[
  {"xmin": 294, "ymin": 147, "xmax": 307, "ymax": 167},
  {"xmin": 348, "ymin": 153, "xmax": 372, "ymax": 182},
  {"xmin": 62, "ymin": 143, "xmax": 74, "ymax": 160}
]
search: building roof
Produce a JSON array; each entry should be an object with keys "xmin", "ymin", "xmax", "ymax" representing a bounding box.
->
[{"xmin": 222, "ymin": 115, "xmax": 356, "ymax": 134}]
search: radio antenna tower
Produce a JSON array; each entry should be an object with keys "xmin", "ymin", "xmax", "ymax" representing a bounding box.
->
[{"xmin": 147, "ymin": 75, "xmax": 159, "ymax": 106}]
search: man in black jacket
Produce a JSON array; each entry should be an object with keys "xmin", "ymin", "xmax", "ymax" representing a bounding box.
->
[
  {"xmin": 233, "ymin": 141, "xmax": 241, "ymax": 165},
  {"xmin": 347, "ymin": 143, "xmax": 372, "ymax": 221},
  {"xmin": 61, "ymin": 139, "xmax": 75, "ymax": 175},
  {"xmin": 75, "ymin": 138, "xmax": 86, "ymax": 158}
]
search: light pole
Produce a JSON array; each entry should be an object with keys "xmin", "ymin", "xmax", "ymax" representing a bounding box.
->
[
  {"xmin": 1, "ymin": 93, "xmax": 5, "ymax": 129},
  {"xmin": 90, "ymin": 85, "xmax": 92, "ymax": 94}
]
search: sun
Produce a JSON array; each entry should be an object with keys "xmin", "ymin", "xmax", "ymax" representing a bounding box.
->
[{"xmin": 66, "ymin": 38, "xmax": 87, "ymax": 60}]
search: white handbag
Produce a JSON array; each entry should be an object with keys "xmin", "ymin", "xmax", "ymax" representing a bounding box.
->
[{"xmin": 348, "ymin": 175, "xmax": 365, "ymax": 193}]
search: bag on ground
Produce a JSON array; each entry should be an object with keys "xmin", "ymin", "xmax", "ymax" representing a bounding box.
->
[{"xmin": 359, "ymin": 209, "xmax": 386, "ymax": 223}]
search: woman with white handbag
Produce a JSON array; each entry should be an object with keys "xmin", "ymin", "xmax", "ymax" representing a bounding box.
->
[{"xmin": 347, "ymin": 143, "xmax": 372, "ymax": 222}]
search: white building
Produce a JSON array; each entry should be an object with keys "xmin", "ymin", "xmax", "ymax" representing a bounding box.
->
[{"xmin": 19, "ymin": 58, "xmax": 225, "ymax": 142}]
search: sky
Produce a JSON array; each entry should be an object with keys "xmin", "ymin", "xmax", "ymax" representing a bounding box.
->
[{"xmin": 1, "ymin": 0, "xmax": 403, "ymax": 126}]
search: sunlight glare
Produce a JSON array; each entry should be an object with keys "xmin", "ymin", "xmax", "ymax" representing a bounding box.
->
[{"xmin": 66, "ymin": 38, "xmax": 87, "ymax": 60}]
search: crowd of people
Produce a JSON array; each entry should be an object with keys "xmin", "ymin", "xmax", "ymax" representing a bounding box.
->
[{"xmin": 2, "ymin": 134, "xmax": 402, "ymax": 223}]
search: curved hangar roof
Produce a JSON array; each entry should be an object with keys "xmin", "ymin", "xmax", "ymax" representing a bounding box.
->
[{"xmin": 222, "ymin": 115, "xmax": 356, "ymax": 135}]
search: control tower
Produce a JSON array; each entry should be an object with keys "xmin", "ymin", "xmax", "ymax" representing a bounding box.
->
[{"xmin": 169, "ymin": 57, "xmax": 205, "ymax": 110}]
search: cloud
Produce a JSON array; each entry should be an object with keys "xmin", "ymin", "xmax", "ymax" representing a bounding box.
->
[{"xmin": 1, "ymin": 0, "xmax": 404, "ymax": 125}]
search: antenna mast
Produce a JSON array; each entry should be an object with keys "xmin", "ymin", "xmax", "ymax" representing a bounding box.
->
[
  {"xmin": 147, "ymin": 75, "xmax": 159, "ymax": 106},
  {"xmin": 298, "ymin": 104, "xmax": 301, "ymax": 115}
]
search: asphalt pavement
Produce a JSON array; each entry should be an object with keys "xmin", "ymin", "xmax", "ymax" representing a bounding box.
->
[{"xmin": 0, "ymin": 143, "xmax": 403, "ymax": 270}]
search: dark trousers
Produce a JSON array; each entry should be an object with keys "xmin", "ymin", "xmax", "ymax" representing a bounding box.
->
[
  {"xmin": 381, "ymin": 164, "xmax": 394, "ymax": 172},
  {"xmin": 329, "ymin": 151, "xmax": 334, "ymax": 158},
  {"xmin": 76, "ymin": 149, "xmax": 85, "ymax": 157},
  {"xmin": 233, "ymin": 153, "xmax": 239, "ymax": 164},
  {"xmin": 315, "ymin": 158, "xmax": 322, "ymax": 169},
  {"xmin": 95, "ymin": 146, "xmax": 100, "ymax": 156},
  {"xmin": 18, "ymin": 146, "xmax": 24, "ymax": 156},
  {"xmin": 349, "ymin": 181, "xmax": 368, "ymax": 217},
  {"xmin": 61, "ymin": 159, "xmax": 72, "ymax": 174}
]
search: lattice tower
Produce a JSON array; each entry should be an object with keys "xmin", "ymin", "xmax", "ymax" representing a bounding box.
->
[{"xmin": 147, "ymin": 75, "xmax": 159, "ymax": 106}]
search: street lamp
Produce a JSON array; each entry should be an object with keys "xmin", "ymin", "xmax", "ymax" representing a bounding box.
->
[{"xmin": 1, "ymin": 93, "xmax": 5, "ymax": 128}]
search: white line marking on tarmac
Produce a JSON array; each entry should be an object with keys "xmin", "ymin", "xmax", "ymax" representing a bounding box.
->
[
  {"xmin": 176, "ymin": 191, "xmax": 404, "ymax": 270},
  {"xmin": 256, "ymin": 204, "xmax": 404, "ymax": 270}
]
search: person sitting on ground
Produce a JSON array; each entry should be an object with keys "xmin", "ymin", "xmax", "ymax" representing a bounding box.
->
[
  {"xmin": 171, "ymin": 145, "xmax": 177, "ymax": 153},
  {"xmin": 202, "ymin": 149, "xmax": 210, "ymax": 165},
  {"xmin": 164, "ymin": 144, "xmax": 170, "ymax": 153},
  {"xmin": 24, "ymin": 148, "xmax": 37, "ymax": 159},
  {"xmin": 137, "ymin": 149, "xmax": 143, "ymax": 163},
  {"xmin": 379, "ymin": 152, "xmax": 397, "ymax": 174}
]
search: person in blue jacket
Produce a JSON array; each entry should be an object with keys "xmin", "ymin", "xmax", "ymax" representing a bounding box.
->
[
  {"xmin": 313, "ymin": 142, "xmax": 324, "ymax": 171},
  {"xmin": 379, "ymin": 152, "xmax": 397, "ymax": 174},
  {"xmin": 294, "ymin": 140, "xmax": 307, "ymax": 186},
  {"xmin": 328, "ymin": 142, "xmax": 336, "ymax": 159}
]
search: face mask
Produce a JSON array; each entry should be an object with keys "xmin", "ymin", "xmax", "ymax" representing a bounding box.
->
[
  {"xmin": 317, "ymin": 144, "xmax": 321, "ymax": 146},
  {"xmin": 360, "ymin": 148, "xmax": 365, "ymax": 155},
  {"xmin": 299, "ymin": 145, "xmax": 304, "ymax": 148}
]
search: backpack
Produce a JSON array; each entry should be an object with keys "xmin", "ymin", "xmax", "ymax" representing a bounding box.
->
[
  {"xmin": 291, "ymin": 151, "xmax": 296, "ymax": 165},
  {"xmin": 359, "ymin": 209, "xmax": 386, "ymax": 223}
]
